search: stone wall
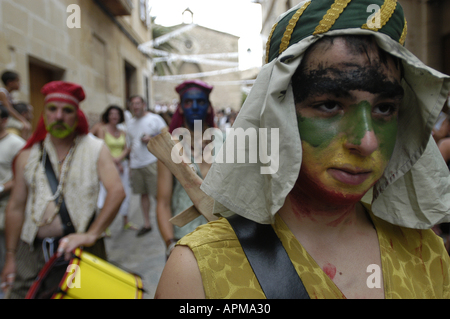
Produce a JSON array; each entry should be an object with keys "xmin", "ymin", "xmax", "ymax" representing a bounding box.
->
[{"xmin": 0, "ymin": 0, "xmax": 152, "ymax": 128}]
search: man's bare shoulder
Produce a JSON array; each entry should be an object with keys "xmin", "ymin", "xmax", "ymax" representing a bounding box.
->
[{"xmin": 15, "ymin": 148, "xmax": 31, "ymax": 166}]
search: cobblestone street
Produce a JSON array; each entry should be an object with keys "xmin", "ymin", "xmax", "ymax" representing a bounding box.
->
[{"xmin": 104, "ymin": 195, "xmax": 166, "ymax": 299}]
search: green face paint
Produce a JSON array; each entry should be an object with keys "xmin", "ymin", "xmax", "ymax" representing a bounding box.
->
[
  {"xmin": 371, "ymin": 114, "xmax": 398, "ymax": 161},
  {"xmin": 296, "ymin": 100, "xmax": 398, "ymax": 205},
  {"xmin": 297, "ymin": 113, "xmax": 340, "ymax": 149},
  {"xmin": 46, "ymin": 121, "xmax": 77, "ymax": 139},
  {"xmin": 292, "ymin": 37, "xmax": 403, "ymax": 206},
  {"xmin": 297, "ymin": 100, "xmax": 398, "ymax": 161}
]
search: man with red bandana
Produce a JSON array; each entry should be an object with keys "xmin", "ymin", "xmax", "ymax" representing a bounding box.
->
[{"xmin": 0, "ymin": 81, "xmax": 125, "ymax": 298}]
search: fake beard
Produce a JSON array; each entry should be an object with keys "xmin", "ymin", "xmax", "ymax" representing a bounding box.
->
[{"xmin": 46, "ymin": 120, "xmax": 77, "ymax": 138}]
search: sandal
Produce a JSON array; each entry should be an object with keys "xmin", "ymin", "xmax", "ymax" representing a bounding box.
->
[
  {"xmin": 103, "ymin": 228, "xmax": 112, "ymax": 238},
  {"xmin": 123, "ymin": 222, "xmax": 139, "ymax": 231},
  {"xmin": 136, "ymin": 226, "xmax": 152, "ymax": 237}
]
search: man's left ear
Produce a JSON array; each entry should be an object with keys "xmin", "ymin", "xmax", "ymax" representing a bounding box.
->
[{"xmin": 207, "ymin": 104, "xmax": 212, "ymax": 114}]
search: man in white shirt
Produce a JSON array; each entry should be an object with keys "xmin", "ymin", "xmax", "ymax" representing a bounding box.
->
[{"xmin": 127, "ymin": 96, "xmax": 167, "ymax": 236}]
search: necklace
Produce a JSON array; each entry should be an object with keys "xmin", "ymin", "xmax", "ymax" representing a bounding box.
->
[{"xmin": 30, "ymin": 138, "xmax": 78, "ymax": 227}]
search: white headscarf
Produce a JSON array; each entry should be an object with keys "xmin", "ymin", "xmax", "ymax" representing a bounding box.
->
[{"xmin": 201, "ymin": 0, "xmax": 450, "ymax": 229}]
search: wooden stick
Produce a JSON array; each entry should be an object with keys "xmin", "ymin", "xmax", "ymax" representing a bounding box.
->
[
  {"xmin": 147, "ymin": 129, "xmax": 217, "ymax": 226},
  {"xmin": 170, "ymin": 205, "xmax": 201, "ymax": 227}
]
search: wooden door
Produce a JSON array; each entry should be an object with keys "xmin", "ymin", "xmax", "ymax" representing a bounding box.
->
[{"xmin": 28, "ymin": 63, "xmax": 54, "ymax": 130}]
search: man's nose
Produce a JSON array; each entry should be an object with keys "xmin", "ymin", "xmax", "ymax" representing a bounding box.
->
[
  {"xmin": 192, "ymin": 100, "xmax": 199, "ymax": 111},
  {"xmin": 55, "ymin": 108, "xmax": 64, "ymax": 119},
  {"xmin": 344, "ymin": 106, "xmax": 379, "ymax": 157}
]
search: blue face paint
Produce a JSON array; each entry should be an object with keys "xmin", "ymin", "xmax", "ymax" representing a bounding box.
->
[{"xmin": 181, "ymin": 88, "xmax": 209, "ymax": 129}]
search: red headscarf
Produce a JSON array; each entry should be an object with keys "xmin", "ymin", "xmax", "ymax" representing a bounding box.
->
[
  {"xmin": 169, "ymin": 80, "xmax": 216, "ymax": 133},
  {"xmin": 23, "ymin": 81, "xmax": 89, "ymax": 150}
]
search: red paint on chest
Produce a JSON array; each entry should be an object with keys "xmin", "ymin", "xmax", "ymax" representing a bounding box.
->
[{"xmin": 323, "ymin": 263, "xmax": 337, "ymax": 280}]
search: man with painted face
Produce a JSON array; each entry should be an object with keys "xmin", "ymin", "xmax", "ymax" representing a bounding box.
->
[
  {"xmin": 156, "ymin": 0, "xmax": 450, "ymax": 299},
  {"xmin": 0, "ymin": 81, "xmax": 125, "ymax": 298},
  {"xmin": 176, "ymin": 80, "xmax": 212, "ymax": 130},
  {"xmin": 156, "ymin": 80, "xmax": 215, "ymax": 259}
]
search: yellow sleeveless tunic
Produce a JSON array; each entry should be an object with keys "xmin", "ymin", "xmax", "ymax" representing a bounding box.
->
[{"xmin": 178, "ymin": 205, "xmax": 450, "ymax": 299}]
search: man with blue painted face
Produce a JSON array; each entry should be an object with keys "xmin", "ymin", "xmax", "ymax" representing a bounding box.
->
[
  {"xmin": 178, "ymin": 85, "xmax": 210, "ymax": 130},
  {"xmin": 156, "ymin": 80, "xmax": 216, "ymax": 259}
]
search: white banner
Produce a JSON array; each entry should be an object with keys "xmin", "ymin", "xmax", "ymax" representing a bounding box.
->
[{"xmin": 153, "ymin": 67, "xmax": 241, "ymax": 81}]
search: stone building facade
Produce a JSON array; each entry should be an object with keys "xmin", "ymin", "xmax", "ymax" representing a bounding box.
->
[
  {"xmin": 0, "ymin": 0, "xmax": 153, "ymax": 129},
  {"xmin": 150, "ymin": 24, "xmax": 242, "ymax": 112}
]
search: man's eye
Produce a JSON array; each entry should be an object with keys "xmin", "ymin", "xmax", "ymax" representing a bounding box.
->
[
  {"xmin": 63, "ymin": 108, "xmax": 75, "ymax": 114},
  {"xmin": 314, "ymin": 101, "xmax": 340, "ymax": 113},
  {"xmin": 183, "ymin": 99, "xmax": 193, "ymax": 108},
  {"xmin": 373, "ymin": 103, "xmax": 397, "ymax": 116}
]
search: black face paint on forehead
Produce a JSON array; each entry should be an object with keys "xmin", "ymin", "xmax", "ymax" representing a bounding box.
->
[
  {"xmin": 292, "ymin": 35, "xmax": 404, "ymax": 104},
  {"xmin": 292, "ymin": 61, "xmax": 404, "ymax": 104}
]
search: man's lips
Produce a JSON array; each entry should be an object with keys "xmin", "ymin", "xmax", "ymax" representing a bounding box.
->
[
  {"xmin": 327, "ymin": 166, "xmax": 372, "ymax": 185},
  {"xmin": 50, "ymin": 122, "xmax": 66, "ymax": 129}
]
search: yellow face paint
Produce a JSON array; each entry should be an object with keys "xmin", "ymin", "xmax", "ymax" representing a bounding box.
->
[
  {"xmin": 292, "ymin": 36, "xmax": 402, "ymax": 207},
  {"xmin": 296, "ymin": 99, "xmax": 398, "ymax": 203},
  {"xmin": 301, "ymin": 135, "xmax": 388, "ymax": 199}
]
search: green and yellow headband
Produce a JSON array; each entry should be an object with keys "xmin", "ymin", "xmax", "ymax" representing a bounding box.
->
[{"xmin": 266, "ymin": 0, "xmax": 407, "ymax": 63}]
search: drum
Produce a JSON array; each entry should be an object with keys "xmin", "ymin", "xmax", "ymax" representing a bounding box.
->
[{"xmin": 26, "ymin": 248, "xmax": 145, "ymax": 299}]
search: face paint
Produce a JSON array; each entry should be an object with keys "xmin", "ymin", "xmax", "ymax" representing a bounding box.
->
[
  {"xmin": 44, "ymin": 103, "xmax": 78, "ymax": 139},
  {"xmin": 291, "ymin": 36, "xmax": 403, "ymax": 206},
  {"xmin": 181, "ymin": 88, "xmax": 209, "ymax": 129},
  {"xmin": 297, "ymin": 99, "xmax": 398, "ymax": 204},
  {"xmin": 293, "ymin": 62, "xmax": 404, "ymax": 105},
  {"xmin": 46, "ymin": 120, "xmax": 77, "ymax": 138}
]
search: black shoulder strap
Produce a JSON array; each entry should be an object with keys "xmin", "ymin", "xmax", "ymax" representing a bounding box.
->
[
  {"xmin": 226, "ymin": 214, "xmax": 310, "ymax": 299},
  {"xmin": 43, "ymin": 152, "xmax": 75, "ymax": 236}
]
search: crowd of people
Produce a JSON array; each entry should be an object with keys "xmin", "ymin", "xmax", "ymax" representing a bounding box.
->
[
  {"xmin": 1, "ymin": 0, "xmax": 450, "ymax": 300},
  {"xmin": 0, "ymin": 68, "xmax": 222, "ymax": 298}
]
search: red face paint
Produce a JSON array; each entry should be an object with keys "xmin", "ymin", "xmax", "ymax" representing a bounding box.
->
[
  {"xmin": 289, "ymin": 170, "xmax": 361, "ymax": 226},
  {"xmin": 323, "ymin": 263, "xmax": 337, "ymax": 280}
]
